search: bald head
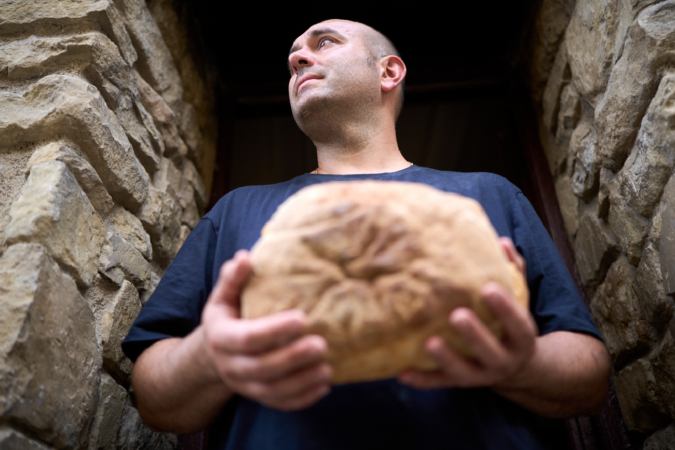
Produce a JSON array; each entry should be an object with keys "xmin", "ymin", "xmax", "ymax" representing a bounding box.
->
[{"xmin": 360, "ymin": 25, "xmax": 400, "ymax": 61}]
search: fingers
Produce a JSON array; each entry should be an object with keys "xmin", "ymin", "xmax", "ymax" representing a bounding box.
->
[
  {"xmin": 211, "ymin": 309, "xmax": 308, "ymax": 354},
  {"xmin": 240, "ymin": 363, "xmax": 333, "ymax": 411},
  {"xmin": 223, "ymin": 335, "xmax": 328, "ymax": 381},
  {"xmin": 481, "ymin": 283, "xmax": 538, "ymax": 352},
  {"xmin": 202, "ymin": 250, "xmax": 332, "ymax": 411},
  {"xmin": 400, "ymin": 286, "xmax": 538, "ymax": 389},
  {"xmin": 398, "ymin": 336, "xmax": 481, "ymax": 389},
  {"xmin": 448, "ymin": 308, "xmax": 505, "ymax": 367},
  {"xmin": 271, "ymin": 381, "xmax": 331, "ymax": 411},
  {"xmin": 499, "ymin": 237, "xmax": 526, "ymax": 278}
]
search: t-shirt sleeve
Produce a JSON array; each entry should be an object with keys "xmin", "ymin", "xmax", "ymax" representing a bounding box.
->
[
  {"xmin": 122, "ymin": 217, "xmax": 218, "ymax": 362},
  {"xmin": 511, "ymin": 191, "xmax": 601, "ymax": 340}
]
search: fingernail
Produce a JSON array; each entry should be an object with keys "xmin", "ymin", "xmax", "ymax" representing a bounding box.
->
[
  {"xmin": 309, "ymin": 336, "xmax": 327, "ymax": 353},
  {"xmin": 322, "ymin": 364, "xmax": 334, "ymax": 380},
  {"xmin": 426, "ymin": 337, "xmax": 444, "ymax": 354},
  {"xmin": 450, "ymin": 309, "xmax": 470, "ymax": 326}
]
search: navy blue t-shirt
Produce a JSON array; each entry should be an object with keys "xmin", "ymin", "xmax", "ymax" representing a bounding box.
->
[{"xmin": 123, "ymin": 166, "xmax": 600, "ymax": 450}]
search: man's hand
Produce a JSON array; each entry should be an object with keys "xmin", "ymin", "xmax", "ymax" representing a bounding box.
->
[
  {"xmin": 397, "ymin": 238, "xmax": 611, "ymax": 418},
  {"xmin": 132, "ymin": 251, "xmax": 333, "ymax": 433},
  {"xmin": 201, "ymin": 250, "xmax": 333, "ymax": 411},
  {"xmin": 397, "ymin": 237, "xmax": 537, "ymax": 390}
]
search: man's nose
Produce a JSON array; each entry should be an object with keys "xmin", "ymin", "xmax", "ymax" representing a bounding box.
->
[{"xmin": 288, "ymin": 49, "xmax": 314, "ymax": 73}]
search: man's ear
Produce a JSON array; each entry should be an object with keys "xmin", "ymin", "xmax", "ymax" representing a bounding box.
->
[{"xmin": 380, "ymin": 56, "xmax": 406, "ymax": 93}]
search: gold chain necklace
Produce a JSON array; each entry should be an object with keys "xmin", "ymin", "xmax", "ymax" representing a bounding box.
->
[{"xmin": 311, "ymin": 161, "xmax": 413, "ymax": 175}]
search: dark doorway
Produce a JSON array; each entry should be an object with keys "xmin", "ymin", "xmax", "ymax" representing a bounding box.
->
[{"xmin": 186, "ymin": 1, "xmax": 537, "ymax": 202}]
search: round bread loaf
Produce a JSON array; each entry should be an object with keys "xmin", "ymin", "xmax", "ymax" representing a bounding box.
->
[{"xmin": 242, "ymin": 181, "xmax": 529, "ymax": 384}]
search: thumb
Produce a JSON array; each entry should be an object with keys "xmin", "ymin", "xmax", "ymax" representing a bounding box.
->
[{"xmin": 208, "ymin": 250, "xmax": 252, "ymax": 318}]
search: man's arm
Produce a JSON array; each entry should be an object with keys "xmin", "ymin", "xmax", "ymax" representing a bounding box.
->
[
  {"xmin": 398, "ymin": 239, "xmax": 611, "ymax": 418},
  {"xmin": 132, "ymin": 251, "xmax": 333, "ymax": 433}
]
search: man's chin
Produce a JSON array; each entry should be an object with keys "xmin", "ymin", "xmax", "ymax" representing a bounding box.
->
[{"xmin": 291, "ymin": 93, "xmax": 330, "ymax": 119}]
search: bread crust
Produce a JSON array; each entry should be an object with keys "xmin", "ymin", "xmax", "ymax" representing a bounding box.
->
[{"xmin": 242, "ymin": 181, "xmax": 529, "ymax": 384}]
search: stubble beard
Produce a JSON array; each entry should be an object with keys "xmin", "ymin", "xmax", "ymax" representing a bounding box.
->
[{"xmin": 292, "ymin": 60, "xmax": 381, "ymax": 150}]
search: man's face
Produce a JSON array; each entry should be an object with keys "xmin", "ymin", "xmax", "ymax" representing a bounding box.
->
[{"xmin": 288, "ymin": 20, "xmax": 381, "ymax": 122}]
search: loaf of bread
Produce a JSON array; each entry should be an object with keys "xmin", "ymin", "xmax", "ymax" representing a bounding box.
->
[{"xmin": 241, "ymin": 181, "xmax": 529, "ymax": 384}]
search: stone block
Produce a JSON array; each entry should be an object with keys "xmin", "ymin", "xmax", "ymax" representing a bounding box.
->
[
  {"xmin": 591, "ymin": 256, "xmax": 654, "ymax": 368},
  {"xmin": 180, "ymin": 183, "xmax": 200, "ymax": 229},
  {"xmin": 644, "ymin": 423, "xmax": 675, "ymax": 450},
  {"xmin": 636, "ymin": 241, "xmax": 674, "ymax": 331},
  {"xmin": 554, "ymin": 174, "xmax": 579, "ymax": 239},
  {"xmin": 88, "ymin": 373, "xmax": 126, "ymax": 450},
  {"xmin": 574, "ymin": 212, "xmax": 621, "ymax": 293},
  {"xmin": 549, "ymin": 83, "xmax": 581, "ymax": 176},
  {"xmin": 140, "ymin": 270, "xmax": 162, "ymax": 305},
  {"xmin": 618, "ymin": 74, "xmax": 675, "ymax": 218},
  {"xmin": 138, "ymin": 187, "xmax": 182, "ymax": 266},
  {"xmin": 566, "ymin": 0, "xmax": 632, "ymax": 103},
  {"xmin": 0, "ymin": 74, "xmax": 149, "ymax": 212},
  {"xmin": 105, "ymin": 207, "xmax": 152, "ymax": 260},
  {"xmin": 608, "ymin": 191, "xmax": 650, "ymax": 265},
  {"xmin": 615, "ymin": 357, "xmax": 671, "ymax": 434},
  {"xmin": 595, "ymin": 1, "xmax": 675, "ymax": 171},
  {"xmin": 650, "ymin": 330, "xmax": 675, "ymax": 421},
  {"xmin": 0, "ymin": 148, "xmax": 34, "ymax": 257},
  {"xmin": 6, "ymin": 160, "xmax": 107, "ymax": 287},
  {"xmin": 182, "ymin": 159, "xmax": 207, "ymax": 210},
  {"xmin": 153, "ymin": 157, "xmax": 183, "ymax": 203},
  {"xmin": 112, "ymin": 0, "xmax": 184, "ymax": 117},
  {"xmin": 106, "ymin": 88, "xmax": 162, "ymax": 176},
  {"xmin": 649, "ymin": 198, "xmax": 664, "ymax": 249},
  {"xmin": 0, "ymin": 244, "xmax": 100, "ymax": 448},
  {"xmin": 542, "ymin": 43, "xmax": 571, "ymax": 134},
  {"xmin": 661, "ymin": 169, "xmax": 675, "ymax": 297},
  {"xmin": 0, "ymin": 427, "xmax": 51, "ymax": 450},
  {"xmin": 0, "ymin": 32, "xmax": 122, "ymax": 83},
  {"xmin": 135, "ymin": 70, "xmax": 188, "ymax": 160},
  {"xmin": 598, "ymin": 168, "xmax": 614, "ymax": 220},
  {"xmin": 569, "ymin": 121, "xmax": 600, "ymax": 202},
  {"xmin": 179, "ymin": 103, "xmax": 204, "ymax": 168},
  {"xmin": 25, "ymin": 140, "xmax": 115, "ymax": 219},
  {"xmin": 0, "ymin": 0, "xmax": 137, "ymax": 66},
  {"xmin": 99, "ymin": 230, "xmax": 153, "ymax": 292},
  {"xmin": 99, "ymin": 281, "xmax": 141, "ymax": 382},
  {"xmin": 116, "ymin": 397, "xmax": 178, "ymax": 450},
  {"xmin": 86, "ymin": 273, "xmax": 120, "ymax": 325}
]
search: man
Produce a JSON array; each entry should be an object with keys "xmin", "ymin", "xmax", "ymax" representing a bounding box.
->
[{"xmin": 123, "ymin": 19, "xmax": 610, "ymax": 449}]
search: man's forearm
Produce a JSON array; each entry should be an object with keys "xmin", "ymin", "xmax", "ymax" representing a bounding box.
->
[
  {"xmin": 493, "ymin": 331, "xmax": 610, "ymax": 418},
  {"xmin": 132, "ymin": 326, "xmax": 234, "ymax": 433}
]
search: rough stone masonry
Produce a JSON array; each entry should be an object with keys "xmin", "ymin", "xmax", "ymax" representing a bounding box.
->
[
  {"xmin": 531, "ymin": 0, "xmax": 675, "ymax": 447},
  {"xmin": 0, "ymin": 0, "xmax": 216, "ymax": 447}
]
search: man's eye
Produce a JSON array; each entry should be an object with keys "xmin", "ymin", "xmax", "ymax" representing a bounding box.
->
[{"xmin": 319, "ymin": 38, "xmax": 331, "ymax": 49}]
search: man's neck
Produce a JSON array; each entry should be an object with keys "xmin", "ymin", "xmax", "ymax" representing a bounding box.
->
[{"xmin": 312, "ymin": 121, "xmax": 410, "ymax": 175}]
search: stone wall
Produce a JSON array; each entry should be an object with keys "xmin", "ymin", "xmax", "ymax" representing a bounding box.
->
[
  {"xmin": 0, "ymin": 0, "xmax": 216, "ymax": 448},
  {"xmin": 532, "ymin": 0, "xmax": 675, "ymax": 446}
]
